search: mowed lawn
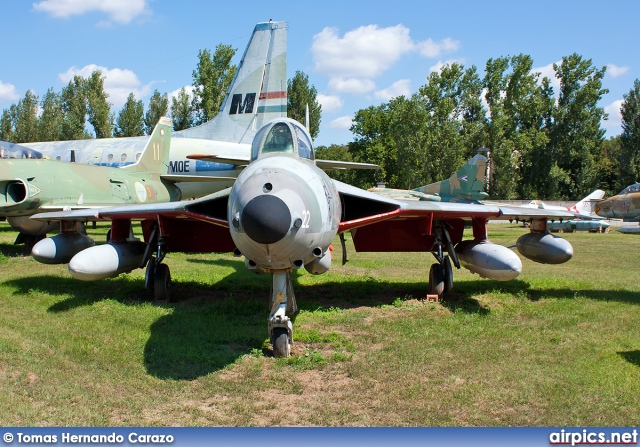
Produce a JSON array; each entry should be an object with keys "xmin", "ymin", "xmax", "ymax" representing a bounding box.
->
[{"xmin": 0, "ymin": 221, "xmax": 638, "ymax": 426}]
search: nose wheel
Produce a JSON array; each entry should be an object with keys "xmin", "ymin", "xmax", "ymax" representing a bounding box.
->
[{"xmin": 268, "ymin": 271, "xmax": 298, "ymax": 357}]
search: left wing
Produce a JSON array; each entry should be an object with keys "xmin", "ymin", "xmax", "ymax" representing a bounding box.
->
[{"xmin": 187, "ymin": 154, "xmax": 380, "ymax": 171}]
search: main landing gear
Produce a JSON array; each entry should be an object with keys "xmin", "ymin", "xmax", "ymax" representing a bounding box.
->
[
  {"xmin": 428, "ymin": 224, "xmax": 460, "ymax": 299},
  {"xmin": 269, "ymin": 271, "xmax": 298, "ymax": 358},
  {"xmin": 141, "ymin": 224, "xmax": 171, "ymax": 302}
]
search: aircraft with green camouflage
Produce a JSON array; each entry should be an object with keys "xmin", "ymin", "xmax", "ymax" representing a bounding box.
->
[
  {"xmin": 0, "ymin": 118, "xmax": 182, "ymax": 243},
  {"xmin": 368, "ymin": 153, "xmax": 489, "ymax": 202}
]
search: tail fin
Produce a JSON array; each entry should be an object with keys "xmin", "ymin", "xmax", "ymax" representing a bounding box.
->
[
  {"xmin": 123, "ymin": 117, "xmax": 172, "ymax": 173},
  {"xmin": 173, "ymin": 21, "xmax": 287, "ymax": 144},
  {"xmin": 570, "ymin": 189, "xmax": 606, "ymax": 217},
  {"xmin": 414, "ymin": 154, "xmax": 488, "ymax": 202}
]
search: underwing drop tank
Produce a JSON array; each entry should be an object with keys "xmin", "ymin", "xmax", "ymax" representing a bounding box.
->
[
  {"xmin": 68, "ymin": 241, "xmax": 146, "ymax": 281},
  {"xmin": 516, "ymin": 232, "xmax": 573, "ymax": 264},
  {"xmin": 31, "ymin": 233, "xmax": 95, "ymax": 264},
  {"xmin": 455, "ymin": 240, "xmax": 522, "ymax": 281}
]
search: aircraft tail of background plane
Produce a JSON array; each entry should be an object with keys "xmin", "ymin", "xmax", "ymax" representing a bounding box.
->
[
  {"xmin": 173, "ymin": 21, "xmax": 287, "ymax": 144},
  {"xmin": 569, "ymin": 189, "xmax": 605, "ymax": 217},
  {"xmin": 414, "ymin": 154, "xmax": 489, "ymax": 202},
  {"xmin": 122, "ymin": 117, "xmax": 172, "ymax": 173}
]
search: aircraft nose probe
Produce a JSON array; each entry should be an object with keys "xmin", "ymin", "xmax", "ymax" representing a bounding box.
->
[{"xmin": 238, "ymin": 193, "xmax": 292, "ymax": 244}]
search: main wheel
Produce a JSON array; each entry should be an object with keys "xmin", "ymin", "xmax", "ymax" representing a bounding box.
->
[
  {"xmin": 144, "ymin": 258, "xmax": 156, "ymax": 291},
  {"xmin": 429, "ymin": 263, "xmax": 445, "ymax": 297},
  {"xmin": 153, "ymin": 263, "xmax": 171, "ymax": 302},
  {"xmin": 272, "ymin": 328, "xmax": 290, "ymax": 358},
  {"xmin": 443, "ymin": 255, "xmax": 454, "ymax": 294}
]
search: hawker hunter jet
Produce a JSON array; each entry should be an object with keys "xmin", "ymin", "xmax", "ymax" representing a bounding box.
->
[{"xmin": 31, "ymin": 118, "xmax": 574, "ymax": 358}]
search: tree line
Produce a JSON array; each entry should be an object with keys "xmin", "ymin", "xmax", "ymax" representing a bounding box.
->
[{"xmin": 317, "ymin": 53, "xmax": 640, "ymax": 200}]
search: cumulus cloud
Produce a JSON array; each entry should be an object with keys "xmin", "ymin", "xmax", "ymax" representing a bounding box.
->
[
  {"xmin": 317, "ymin": 94, "xmax": 344, "ymax": 113},
  {"xmin": 374, "ymin": 79, "xmax": 411, "ymax": 100},
  {"xmin": 328, "ymin": 77, "xmax": 375, "ymax": 94},
  {"xmin": 0, "ymin": 80, "xmax": 20, "ymax": 102},
  {"xmin": 607, "ymin": 64, "xmax": 630, "ymax": 78},
  {"xmin": 329, "ymin": 116, "xmax": 354, "ymax": 130},
  {"xmin": 603, "ymin": 99, "xmax": 623, "ymax": 130},
  {"xmin": 59, "ymin": 64, "xmax": 153, "ymax": 109},
  {"xmin": 416, "ymin": 37, "xmax": 460, "ymax": 58},
  {"xmin": 312, "ymin": 24, "xmax": 415, "ymax": 79},
  {"xmin": 32, "ymin": 0, "xmax": 149, "ymax": 25}
]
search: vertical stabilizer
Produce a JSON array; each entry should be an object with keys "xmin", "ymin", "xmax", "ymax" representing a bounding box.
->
[
  {"xmin": 123, "ymin": 117, "xmax": 172, "ymax": 173},
  {"xmin": 570, "ymin": 189, "xmax": 606, "ymax": 217},
  {"xmin": 415, "ymin": 154, "xmax": 488, "ymax": 202},
  {"xmin": 174, "ymin": 21, "xmax": 287, "ymax": 144}
]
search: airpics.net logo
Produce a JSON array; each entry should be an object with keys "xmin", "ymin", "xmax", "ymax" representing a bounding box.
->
[{"xmin": 549, "ymin": 429, "xmax": 638, "ymax": 446}]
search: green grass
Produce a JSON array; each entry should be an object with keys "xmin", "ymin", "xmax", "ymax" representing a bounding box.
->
[{"xmin": 0, "ymin": 221, "xmax": 638, "ymax": 426}]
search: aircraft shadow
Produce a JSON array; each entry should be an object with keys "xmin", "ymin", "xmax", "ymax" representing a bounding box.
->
[
  {"xmin": 618, "ymin": 350, "xmax": 640, "ymax": 367},
  {"xmin": 3, "ymin": 265, "xmax": 639, "ymax": 380}
]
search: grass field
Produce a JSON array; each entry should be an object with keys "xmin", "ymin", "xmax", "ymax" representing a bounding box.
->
[{"xmin": 0, "ymin": 221, "xmax": 638, "ymax": 426}]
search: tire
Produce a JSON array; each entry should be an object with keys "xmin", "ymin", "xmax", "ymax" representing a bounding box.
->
[
  {"xmin": 429, "ymin": 263, "xmax": 445, "ymax": 297},
  {"xmin": 272, "ymin": 328, "xmax": 290, "ymax": 358},
  {"xmin": 443, "ymin": 255, "xmax": 454, "ymax": 294},
  {"xmin": 153, "ymin": 263, "xmax": 171, "ymax": 302},
  {"xmin": 144, "ymin": 258, "xmax": 156, "ymax": 291}
]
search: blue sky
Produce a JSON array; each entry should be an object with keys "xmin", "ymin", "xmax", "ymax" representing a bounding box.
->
[{"xmin": 1, "ymin": 0, "xmax": 638, "ymax": 147}]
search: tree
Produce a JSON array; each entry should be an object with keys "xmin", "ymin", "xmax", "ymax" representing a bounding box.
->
[
  {"xmin": 287, "ymin": 70, "xmax": 322, "ymax": 140},
  {"xmin": 61, "ymin": 75, "xmax": 90, "ymax": 140},
  {"xmin": 13, "ymin": 90, "xmax": 39, "ymax": 143},
  {"xmin": 85, "ymin": 70, "xmax": 113, "ymax": 138},
  {"xmin": 144, "ymin": 90, "xmax": 169, "ymax": 135},
  {"xmin": 550, "ymin": 53, "xmax": 608, "ymax": 199},
  {"xmin": 0, "ymin": 109, "xmax": 14, "ymax": 142},
  {"xmin": 171, "ymin": 87, "xmax": 194, "ymax": 131},
  {"xmin": 192, "ymin": 45, "xmax": 237, "ymax": 126},
  {"xmin": 114, "ymin": 93, "xmax": 144, "ymax": 137},
  {"xmin": 38, "ymin": 88, "xmax": 63, "ymax": 142},
  {"xmin": 619, "ymin": 79, "xmax": 640, "ymax": 187}
]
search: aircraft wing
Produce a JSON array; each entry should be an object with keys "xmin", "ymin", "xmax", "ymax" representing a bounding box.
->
[
  {"xmin": 160, "ymin": 174, "xmax": 237, "ymax": 183},
  {"xmin": 315, "ymin": 159, "xmax": 380, "ymax": 170},
  {"xmin": 186, "ymin": 154, "xmax": 249, "ymax": 166}
]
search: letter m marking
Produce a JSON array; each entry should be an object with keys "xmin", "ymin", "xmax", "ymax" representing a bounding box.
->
[{"xmin": 229, "ymin": 93, "xmax": 256, "ymax": 114}]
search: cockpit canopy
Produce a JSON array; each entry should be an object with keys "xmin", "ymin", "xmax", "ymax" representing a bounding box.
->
[
  {"xmin": 619, "ymin": 183, "xmax": 640, "ymax": 195},
  {"xmin": 251, "ymin": 118, "xmax": 314, "ymax": 162}
]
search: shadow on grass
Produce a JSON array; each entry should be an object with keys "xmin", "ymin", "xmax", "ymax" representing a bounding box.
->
[
  {"xmin": 618, "ymin": 350, "xmax": 640, "ymax": 367},
  {"xmin": 3, "ymin": 265, "xmax": 640, "ymax": 380}
]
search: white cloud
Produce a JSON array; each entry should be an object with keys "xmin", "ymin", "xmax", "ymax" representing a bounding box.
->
[
  {"xmin": 603, "ymin": 99, "xmax": 623, "ymax": 130},
  {"xmin": 32, "ymin": 0, "xmax": 149, "ymax": 25},
  {"xmin": 607, "ymin": 64, "xmax": 630, "ymax": 78},
  {"xmin": 532, "ymin": 61, "xmax": 561, "ymax": 94},
  {"xmin": 0, "ymin": 81, "xmax": 20, "ymax": 102},
  {"xmin": 312, "ymin": 24, "xmax": 415, "ymax": 79},
  {"xmin": 374, "ymin": 79, "xmax": 411, "ymax": 100},
  {"xmin": 58, "ymin": 64, "xmax": 153, "ymax": 109},
  {"xmin": 328, "ymin": 77, "xmax": 375, "ymax": 94},
  {"xmin": 329, "ymin": 116, "xmax": 354, "ymax": 130},
  {"xmin": 317, "ymin": 94, "xmax": 344, "ymax": 113},
  {"xmin": 416, "ymin": 37, "xmax": 460, "ymax": 58}
]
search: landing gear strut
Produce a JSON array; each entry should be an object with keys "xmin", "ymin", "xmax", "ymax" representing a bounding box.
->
[
  {"xmin": 141, "ymin": 224, "xmax": 172, "ymax": 302},
  {"xmin": 268, "ymin": 271, "xmax": 298, "ymax": 358},
  {"xmin": 428, "ymin": 223, "xmax": 460, "ymax": 299}
]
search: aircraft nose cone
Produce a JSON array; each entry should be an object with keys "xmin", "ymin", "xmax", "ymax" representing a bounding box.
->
[{"xmin": 241, "ymin": 194, "xmax": 291, "ymax": 244}]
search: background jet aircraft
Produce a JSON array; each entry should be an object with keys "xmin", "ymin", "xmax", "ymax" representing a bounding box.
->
[
  {"xmin": 2, "ymin": 118, "xmax": 180, "ymax": 246},
  {"xmin": 368, "ymin": 153, "xmax": 489, "ymax": 202},
  {"xmin": 31, "ymin": 118, "xmax": 575, "ymax": 358},
  {"xmin": 595, "ymin": 182, "xmax": 640, "ymax": 221},
  {"xmin": 521, "ymin": 189, "xmax": 605, "ymax": 220},
  {"xmin": 0, "ymin": 21, "xmax": 287, "ymax": 200}
]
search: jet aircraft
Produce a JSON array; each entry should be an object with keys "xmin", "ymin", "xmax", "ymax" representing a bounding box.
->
[
  {"xmin": 0, "ymin": 21, "xmax": 287, "ymax": 216},
  {"xmin": 595, "ymin": 182, "xmax": 640, "ymax": 221},
  {"xmin": 31, "ymin": 117, "xmax": 575, "ymax": 358},
  {"xmin": 520, "ymin": 189, "xmax": 605, "ymax": 220}
]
